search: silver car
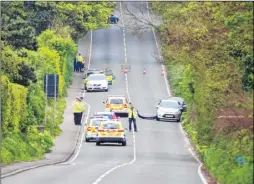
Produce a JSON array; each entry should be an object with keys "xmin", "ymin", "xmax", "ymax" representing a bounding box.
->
[
  {"xmin": 156, "ymin": 99, "xmax": 183, "ymax": 122},
  {"xmin": 169, "ymin": 97, "xmax": 187, "ymax": 112}
]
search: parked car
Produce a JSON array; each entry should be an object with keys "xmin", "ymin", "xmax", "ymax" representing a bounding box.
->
[
  {"xmin": 156, "ymin": 98, "xmax": 186, "ymax": 122},
  {"xmin": 168, "ymin": 97, "xmax": 187, "ymax": 112}
]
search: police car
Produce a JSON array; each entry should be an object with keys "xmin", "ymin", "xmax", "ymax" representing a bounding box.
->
[
  {"xmin": 85, "ymin": 117, "xmax": 108, "ymax": 142},
  {"xmin": 96, "ymin": 120, "xmax": 127, "ymax": 146}
]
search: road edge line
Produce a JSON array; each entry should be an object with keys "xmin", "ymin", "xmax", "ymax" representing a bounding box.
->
[
  {"xmin": 65, "ymin": 30, "xmax": 93, "ymax": 163},
  {"xmin": 146, "ymin": 2, "xmax": 208, "ymax": 184},
  {"xmin": 1, "ymin": 31, "xmax": 93, "ymax": 178},
  {"xmin": 91, "ymin": 3, "xmax": 137, "ymax": 184}
]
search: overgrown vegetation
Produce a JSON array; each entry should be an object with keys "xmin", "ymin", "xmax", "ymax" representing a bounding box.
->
[
  {"xmin": 1, "ymin": 1, "xmax": 115, "ymax": 164},
  {"xmin": 151, "ymin": 2, "xmax": 253, "ymax": 184}
]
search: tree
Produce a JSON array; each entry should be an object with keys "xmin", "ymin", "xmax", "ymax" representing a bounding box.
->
[
  {"xmin": 1, "ymin": 2, "xmax": 37, "ymax": 50},
  {"xmin": 24, "ymin": 1, "xmax": 57, "ymax": 35},
  {"xmin": 13, "ymin": 62, "xmax": 37, "ymax": 87}
]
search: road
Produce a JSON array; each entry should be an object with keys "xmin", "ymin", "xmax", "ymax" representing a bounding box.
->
[{"xmin": 2, "ymin": 2, "xmax": 203, "ymax": 184}]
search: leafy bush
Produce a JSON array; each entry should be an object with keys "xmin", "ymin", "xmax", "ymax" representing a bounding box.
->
[
  {"xmin": 1, "ymin": 0, "xmax": 115, "ymax": 166},
  {"xmin": 204, "ymin": 131, "xmax": 253, "ymax": 184},
  {"xmin": 152, "ymin": 2, "xmax": 253, "ymax": 183}
]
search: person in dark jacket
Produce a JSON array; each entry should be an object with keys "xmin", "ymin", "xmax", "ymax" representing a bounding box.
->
[
  {"xmin": 109, "ymin": 14, "xmax": 119, "ymax": 24},
  {"xmin": 73, "ymin": 57, "xmax": 78, "ymax": 72}
]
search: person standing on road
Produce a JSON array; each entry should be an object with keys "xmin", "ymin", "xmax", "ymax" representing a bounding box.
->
[
  {"xmin": 81, "ymin": 56, "xmax": 86, "ymax": 71},
  {"xmin": 76, "ymin": 53, "xmax": 83, "ymax": 73},
  {"xmin": 72, "ymin": 97, "xmax": 86, "ymax": 125},
  {"xmin": 128, "ymin": 103, "xmax": 138, "ymax": 132},
  {"xmin": 73, "ymin": 56, "xmax": 78, "ymax": 72}
]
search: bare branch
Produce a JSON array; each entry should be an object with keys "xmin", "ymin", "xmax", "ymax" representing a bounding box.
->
[{"xmin": 120, "ymin": 2, "xmax": 160, "ymax": 36}]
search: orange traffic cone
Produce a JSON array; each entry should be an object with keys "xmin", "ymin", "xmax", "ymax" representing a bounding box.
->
[
  {"xmin": 124, "ymin": 68, "xmax": 128, "ymax": 73},
  {"xmin": 143, "ymin": 68, "xmax": 146, "ymax": 74}
]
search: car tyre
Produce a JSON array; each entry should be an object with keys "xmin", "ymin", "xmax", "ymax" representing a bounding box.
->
[
  {"xmin": 105, "ymin": 88, "xmax": 108, "ymax": 92},
  {"xmin": 85, "ymin": 138, "xmax": 89, "ymax": 142},
  {"xmin": 156, "ymin": 116, "xmax": 160, "ymax": 121},
  {"xmin": 122, "ymin": 141, "xmax": 126, "ymax": 146},
  {"xmin": 96, "ymin": 142, "xmax": 100, "ymax": 146}
]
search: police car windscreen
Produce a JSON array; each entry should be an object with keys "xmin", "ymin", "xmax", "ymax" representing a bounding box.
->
[
  {"xmin": 110, "ymin": 99, "xmax": 123, "ymax": 104},
  {"xmin": 101, "ymin": 114, "xmax": 113, "ymax": 119},
  {"xmin": 103, "ymin": 123, "xmax": 120, "ymax": 129},
  {"xmin": 92, "ymin": 120, "xmax": 104, "ymax": 126}
]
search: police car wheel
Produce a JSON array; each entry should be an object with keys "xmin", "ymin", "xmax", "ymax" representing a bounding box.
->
[
  {"xmin": 156, "ymin": 116, "xmax": 160, "ymax": 121},
  {"xmin": 96, "ymin": 142, "xmax": 100, "ymax": 146},
  {"xmin": 122, "ymin": 142, "xmax": 126, "ymax": 146},
  {"xmin": 105, "ymin": 89, "xmax": 108, "ymax": 92},
  {"xmin": 85, "ymin": 138, "xmax": 89, "ymax": 142}
]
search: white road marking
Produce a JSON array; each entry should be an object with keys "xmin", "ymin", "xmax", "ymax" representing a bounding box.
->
[
  {"xmin": 67, "ymin": 31, "xmax": 93, "ymax": 163},
  {"xmin": 146, "ymin": 2, "xmax": 208, "ymax": 184},
  {"xmin": 67, "ymin": 102, "xmax": 90, "ymax": 163},
  {"xmin": 91, "ymin": 2, "xmax": 136, "ymax": 184}
]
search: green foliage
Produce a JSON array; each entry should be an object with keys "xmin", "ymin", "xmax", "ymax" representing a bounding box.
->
[
  {"xmin": 1, "ymin": 1, "xmax": 115, "ymax": 164},
  {"xmin": 24, "ymin": 1, "xmax": 57, "ymax": 35},
  {"xmin": 53, "ymin": 2, "xmax": 115, "ymax": 41},
  {"xmin": 1, "ymin": 75, "xmax": 28, "ymax": 134},
  {"xmin": 1, "ymin": 129, "xmax": 54, "ymax": 164},
  {"xmin": 1, "ymin": 75, "xmax": 66, "ymax": 164},
  {"xmin": 1, "ymin": 2, "xmax": 37, "ymax": 50},
  {"xmin": 1, "ymin": 43, "xmax": 23, "ymax": 83},
  {"xmin": 204, "ymin": 130, "xmax": 253, "ymax": 184},
  {"xmin": 37, "ymin": 30, "xmax": 77, "ymax": 95},
  {"xmin": 1, "ymin": 1, "xmax": 115, "ymax": 48},
  {"xmin": 152, "ymin": 2, "xmax": 253, "ymax": 183},
  {"xmin": 1, "ymin": 0, "xmax": 115, "ymax": 165}
]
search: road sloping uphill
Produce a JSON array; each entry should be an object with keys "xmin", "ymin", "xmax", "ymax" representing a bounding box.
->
[
  {"xmin": 2, "ymin": 2, "xmax": 203, "ymax": 184},
  {"xmin": 93, "ymin": 2, "xmax": 203, "ymax": 184}
]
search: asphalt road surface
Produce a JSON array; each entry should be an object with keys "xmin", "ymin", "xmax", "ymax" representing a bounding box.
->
[{"xmin": 2, "ymin": 2, "xmax": 203, "ymax": 184}]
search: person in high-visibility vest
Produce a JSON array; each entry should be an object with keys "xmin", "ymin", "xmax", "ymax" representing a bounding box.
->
[
  {"xmin": 128, "ymin": 103, "xmax": 138, "ymax": 132},
  {"xmin": 81, "ymin": 56, "xmax": 85, "ymax": 71},
  {"xmin": 76, "ymin": 53, "xmax": 83, "ymax": 73},
  {"xmin": 72, "ymin": 97, "xmax": 86, "ymax": 125}
]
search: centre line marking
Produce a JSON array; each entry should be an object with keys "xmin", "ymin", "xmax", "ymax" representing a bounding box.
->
[{"xmin": 91, "ymin": 2, "xmax": 136, "ymax": 184}]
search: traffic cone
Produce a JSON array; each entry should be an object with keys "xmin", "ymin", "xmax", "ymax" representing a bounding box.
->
[
  {"xmin": 124, "ymin": 68, "xmax": 128, "ymax": 73},
  {"xmin": 143, "ymin": 68, "xmax": 146, "ymax": 74}
]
